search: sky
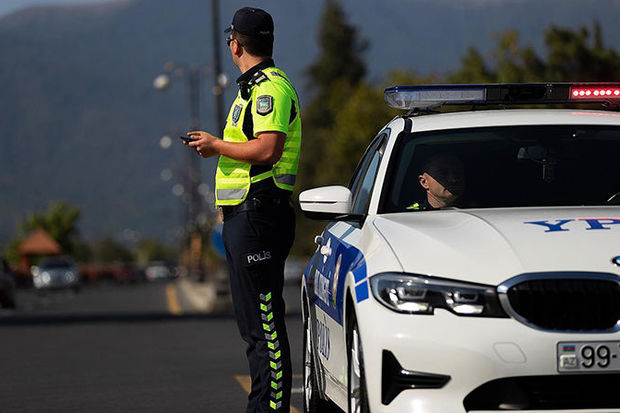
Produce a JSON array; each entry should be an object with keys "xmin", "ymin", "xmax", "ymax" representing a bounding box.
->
[{"xmin": 0, "ymin": 0, "xmax": 116, "ymax": 17}]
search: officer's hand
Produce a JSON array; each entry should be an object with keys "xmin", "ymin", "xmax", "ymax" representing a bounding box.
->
[{"xmin": 187, "ymin": 131, "xmax": 219, "ymax": 158}]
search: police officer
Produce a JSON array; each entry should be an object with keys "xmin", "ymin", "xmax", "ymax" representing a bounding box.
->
[
  {"xmin": 187, "ymin": 7, "xmax": 300, "ymax": 413},
  {"xmin": 407, "ymin": 153, "xmax": 465, "ymax": 210}
]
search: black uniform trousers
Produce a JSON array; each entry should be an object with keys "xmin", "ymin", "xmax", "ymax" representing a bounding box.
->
[{"xmin": 222, "ymin": 198, "xmax": 295, "ymax": 413}]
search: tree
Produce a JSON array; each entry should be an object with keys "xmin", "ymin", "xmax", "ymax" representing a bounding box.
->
[
  {"xmin": 298, "ymin": 0, "xmax": 368, "ymax": 194},
  {"xmin": 293, "ymin": 0, "xmax": 370, "ymax": 256},
  {"xmin": 135, "ymin": 238, "xmax": 176, "ymax": 266},
  {"xmin": 544, "ymin": 23, "xmax": 620, "ymax": 81},
  {"xmin": 305, "ymin": 0, "xmax": 367, "ymax": 127},
  {"xmin": 93, "ymin": 236, "xmax": 134, "ymax": 263},
  {"xmin": 21, "ymin": 201, "xmax": 82, "ymax": 255},
  {"xmin": 322, "ymin": 70, "xmax": 438, "ymax": 186},
  {"xmin": 449, "ymin": 22, "xmax": 620, "ymax": 84}
]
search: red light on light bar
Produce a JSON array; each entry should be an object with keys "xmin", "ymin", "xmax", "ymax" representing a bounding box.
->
[{"xmin": 571, "ymin": 86, "xmax": 620, "ymax": 100}]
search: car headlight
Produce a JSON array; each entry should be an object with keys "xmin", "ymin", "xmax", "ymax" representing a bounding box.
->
[
  {"xmin": 370, "ymin": 273, "xmax": 507, "ymax": 317},
  {"xmin": 41, "ymin": 272, "xmax": 51, "ymax": 284}
]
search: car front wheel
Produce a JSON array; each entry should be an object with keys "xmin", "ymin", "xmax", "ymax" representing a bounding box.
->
[
  {"xmin": 303, "ymin": 299, "xmax": 340, "ymax": 413},
  {"xmin": 348, "ymin": 309, "xmax": 370, "ymax": 413}
]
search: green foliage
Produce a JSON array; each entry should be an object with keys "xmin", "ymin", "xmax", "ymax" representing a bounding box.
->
[
  {"xmin": 298, "ymin": 0, "xmax": 368, "ymax": 197},
  {"xmin": 545, "ymin": 24, "xmax": 620, "ymax": 81},
  {"xmin": 20, "ymin": 201, "xmax": 81, "ymax": 255},
  {"xmin": 449, "ymin": 22, "xmax": 620, "ymax": 83},
  {"xmin": 72, "ymin": 240, "xmax": 94, "ymax": 263},
  {"xmin": 305, "ymin": 0, "xmax": 367, "ymax": 125},
  {"xmin": 135, "ymin": 238, "xmax": 177, "ymax": 266},
  {"xmin": 93, "ymin": 237, "xmax": 134, "ymax": 263},
  {"xmin": 3, "ymin": 239, "xmax": 22, "ymax": 265},
  {"xmin": 295, "ymin": 0, "xmax": 371, "ymax": 256}
]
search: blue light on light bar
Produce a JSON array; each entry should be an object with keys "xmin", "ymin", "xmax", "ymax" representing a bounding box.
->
[{"xmin": 385, "ymin": 85, "xmax": 486, "ymax": 110}]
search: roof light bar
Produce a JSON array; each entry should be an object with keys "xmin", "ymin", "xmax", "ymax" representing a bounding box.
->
[
  {"xmin": 384, "ymin": 85, "xmax": 486, "ymax": 110},
  {"xmin": 385, "ymin": 82, "xmax": 620, "ymax": 111}
]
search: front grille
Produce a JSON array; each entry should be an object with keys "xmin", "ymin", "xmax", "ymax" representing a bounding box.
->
[
  {"xmin": 506, "ymin": 276, "xmax": 620, "ymax": 331},
  {"xmin": 464, "ymin": 374, "xmax": 620, "ymax": 411}
]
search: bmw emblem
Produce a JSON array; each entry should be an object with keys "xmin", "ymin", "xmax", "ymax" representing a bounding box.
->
[{"xmin": 613, "ymin": 256, "xmax": 620, "ymax": 266}]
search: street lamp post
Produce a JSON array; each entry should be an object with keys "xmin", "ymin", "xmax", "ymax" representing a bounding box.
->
[
  {"xmin": 153, "ymin": 60, "xmax": 228, "ymax": 281},
  {"xmin": 152, "ymin": 0, "xmax": 227, "ymax": 282},
  {"xmin": 154, "ymin": 63, "xmax": 210, "ymax": 280}
]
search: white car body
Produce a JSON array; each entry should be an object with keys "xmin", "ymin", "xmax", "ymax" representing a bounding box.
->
[{"xmin": 300, "ymin": 108, "xmax": 620, "ymax": 413}]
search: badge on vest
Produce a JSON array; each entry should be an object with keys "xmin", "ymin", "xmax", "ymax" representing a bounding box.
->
[
  {"xmin": 256, "ymin": 95, "xmax": 273, "ymax": 116},
  {"xmin": 231, "ymin": 104, "xmax": 243, "ymax": 126}
]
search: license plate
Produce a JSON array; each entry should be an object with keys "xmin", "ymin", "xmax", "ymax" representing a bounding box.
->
[{"xmin": 557, "ymin": 341, "xmax": 620, "ymax": 373}]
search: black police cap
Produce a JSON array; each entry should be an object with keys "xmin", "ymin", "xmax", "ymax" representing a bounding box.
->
[{"xmin": 224, "ymin": 7, "xmax": 274, "ymax": 37}]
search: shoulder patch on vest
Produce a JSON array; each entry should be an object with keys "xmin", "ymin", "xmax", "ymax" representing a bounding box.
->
[
  {"xmin": 256, "ymin": 95, "xmax": 273, "ymax": 116},
  {"xmin": 251, "ymin": 70, "xmax": 268, "ymax": 86},
  {"xmin": 270, "ymin": 71, "xmax": 286, "ymax": 79}
]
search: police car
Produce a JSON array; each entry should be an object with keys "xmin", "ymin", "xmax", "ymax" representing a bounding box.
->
[{"xmin": 298, "ymin": 83, "xmax": 620, "ymax": 413}]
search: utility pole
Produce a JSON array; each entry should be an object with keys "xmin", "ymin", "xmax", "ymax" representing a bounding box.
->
[{"xmin": 187, "ymin": 67, "xmax": 203, "ymax": 234}]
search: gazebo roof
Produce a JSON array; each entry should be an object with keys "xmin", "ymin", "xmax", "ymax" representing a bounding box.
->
[{"xmin": 18, "ymin": 229, "xmax": 62, "ymax": 255}]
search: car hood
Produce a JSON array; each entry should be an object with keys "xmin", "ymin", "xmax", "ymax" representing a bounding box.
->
[{"xmin": 373, "ymin": 206, "xmax": 620, "ymax": 286}]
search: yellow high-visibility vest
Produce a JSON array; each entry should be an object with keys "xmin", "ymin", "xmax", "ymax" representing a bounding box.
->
[{"xmin": 215, "ymin": 66, "xmax": 301, "ymax": 206}]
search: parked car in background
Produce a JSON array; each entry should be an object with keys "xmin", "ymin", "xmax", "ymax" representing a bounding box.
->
[
  {"xmin": 0, "ymin": 257, "xmax": 16, "ymax": 308},
  {"xmin": 115, "ymin": 263, "xmax": 145, "ymax": 284},
  {"xmin": 32, "ymin": 256, "xmax": 80, "ymax": 290},
  {"xmin": 145, "ymin": 261, "xmax": 176, "ymax": 281}
]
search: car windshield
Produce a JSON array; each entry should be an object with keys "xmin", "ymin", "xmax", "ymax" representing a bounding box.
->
[
  {"xmin": 39, "ymin": 258, "xmax": 74, "ymax": 269},
  {"xmin": 379, "ymin": 124, "xmax": 620, "ymax": 213}
]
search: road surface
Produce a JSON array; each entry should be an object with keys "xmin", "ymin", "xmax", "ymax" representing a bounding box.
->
[{"xmin": 0, "ymin": 279, "xmax": 308, "ymax": 413}]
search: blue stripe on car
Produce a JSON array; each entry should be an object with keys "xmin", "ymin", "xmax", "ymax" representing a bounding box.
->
[
  {"xmin": 355, "ymin": 281, "xmax": 369, "ymax": 302},
  {"xmin": 304, "ymin": 230, "xmax": 367, "ymax": 325}
]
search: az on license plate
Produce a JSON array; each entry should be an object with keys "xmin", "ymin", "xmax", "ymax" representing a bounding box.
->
[{"xmin": 557, "ymin": 341, "xmax": 620, "ymax": 373}]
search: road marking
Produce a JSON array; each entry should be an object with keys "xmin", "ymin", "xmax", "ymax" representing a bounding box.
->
[
  {"xmin": 233, "ymin": 375, "xmax": 252, "ymax": 393},
  {"xmin": 233, "ymin": 375, "xmax": 302, "ymax": 413},
  {"xmin": 178, "ymin": 278, "xmax": 216, "ymax": 312},
  {"xmin": 166, "ymin": 284, "xmax": 182, "ymax": 315}
]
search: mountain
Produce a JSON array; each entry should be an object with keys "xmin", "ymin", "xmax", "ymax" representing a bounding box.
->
[
  {"xmin": 0, "ymin": 0, "xmax": 121, "ymax": 19},
  {"xmin": 0, "ymin": 0, "xmax": 619, "ymax": 246}
]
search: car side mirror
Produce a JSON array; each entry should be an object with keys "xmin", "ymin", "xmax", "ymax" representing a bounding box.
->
[{"xmin": 299, "ymin": 186, "xmax": 363, "ymax": 222}]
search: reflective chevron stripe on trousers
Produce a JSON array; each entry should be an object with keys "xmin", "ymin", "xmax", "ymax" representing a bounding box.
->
[{"xmin": 222, "ymin": 203, "xmax": 295, "ymax": 413}]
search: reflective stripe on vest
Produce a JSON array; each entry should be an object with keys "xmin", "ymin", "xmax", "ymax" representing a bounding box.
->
[
  {"xmin": 215, "ymin": 67, "xmax": 301, "ymax": 206},
  {"xmin": 217, "ymin": 188, "xmax": 248, "ymax": 201},
  {"xmin": 274, "ymin": 174, "xmax": 296, "ymax": 186}
]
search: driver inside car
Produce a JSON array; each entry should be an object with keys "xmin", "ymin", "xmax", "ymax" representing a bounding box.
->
[{"xmin": 407, "ymin": 153, "xmax": 465, "ymax": 210}]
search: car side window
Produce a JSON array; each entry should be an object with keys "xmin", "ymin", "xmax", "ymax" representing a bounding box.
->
[
  {"xmin": 349, "ymin": 131, "xmax": 388, "ymax": 194},
  {"xmin": 349, "ymin": 148, "xmax": 375, "ymax": 199},
  {"xmin": 351, "ymin": 132, "xmax": 388, "ymax": 215}
]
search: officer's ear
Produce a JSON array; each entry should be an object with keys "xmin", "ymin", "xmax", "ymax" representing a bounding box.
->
[
  {"xmin": 231, "ymin": 39, "xmax": 244, "ymax": 58},
  {"xmin": 419, "ymin": 173, "xmax": 430, "ymax": 190}
]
